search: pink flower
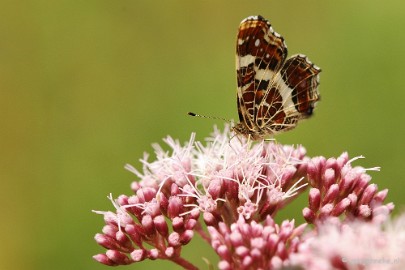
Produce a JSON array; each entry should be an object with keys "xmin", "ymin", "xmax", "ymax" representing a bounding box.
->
[
  {"xmin": 209, "ymin": 215, "xmax": 307, "ymax": 270},
  {"xmin": 303, "ymin": 153, "xmax": 394, "ymax": 224},
  {"xmin": 288, "ymin": 215, "xmax": 405, "ymax": 270},
  {"xmin": 93, "ymin": 125, "xmax": 397, "ymax": 269}
]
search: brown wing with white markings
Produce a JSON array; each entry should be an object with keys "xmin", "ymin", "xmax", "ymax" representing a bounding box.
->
[
  {"xmin": 234, "ymin": 15, "xmax": 321, "ymax": 139},
  {"xmin": 236, "ymin": 15, "xmax": 288, "ymax": 133}
]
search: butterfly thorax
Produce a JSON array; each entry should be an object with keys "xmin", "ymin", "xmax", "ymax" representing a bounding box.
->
[{"xmin": 233, "ymin": 122, "xmax": 269, "ymax": 140}]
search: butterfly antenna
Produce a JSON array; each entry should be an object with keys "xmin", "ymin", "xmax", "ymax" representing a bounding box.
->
[{"xmin": 188, "ymin": 112, "xmax": 231, "ymax": 123}]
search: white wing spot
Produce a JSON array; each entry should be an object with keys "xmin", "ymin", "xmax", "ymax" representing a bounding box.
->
[
  {"xmin": 255, "ymin": 39, "xmax": 260, "ymax": 47},
  {"xmin": 238, "ymin": 54, "xmax": 256, "ymax": 68}
]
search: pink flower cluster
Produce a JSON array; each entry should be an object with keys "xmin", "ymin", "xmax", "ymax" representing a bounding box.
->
[
  {"xmin": 303, "ymin": 153, "xmax": 393, "ymax": 224},
  {"xmin": 93, "ymin": 125, "xmax": 401, "ymax": 269}
]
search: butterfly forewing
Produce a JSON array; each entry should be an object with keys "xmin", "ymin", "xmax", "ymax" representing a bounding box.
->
[{"xmin": 236, "ymin": 15, "xmax": 288, "ymax": 132}]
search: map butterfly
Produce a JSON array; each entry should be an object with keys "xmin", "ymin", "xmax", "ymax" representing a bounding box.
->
[
  {"xmin": 233, "ymin": 15, "xmax": 321, "ymax": 140},
  {"xmin": 189, "ymin": 15, "xmax": 320, "ymax": 140}
]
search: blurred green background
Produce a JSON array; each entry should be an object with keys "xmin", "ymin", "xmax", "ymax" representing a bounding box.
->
[{"xmin": 1, "ymin": 1, "xmax": 404, "ymax": 269}]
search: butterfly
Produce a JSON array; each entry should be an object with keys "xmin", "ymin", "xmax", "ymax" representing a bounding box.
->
[{"xmin": 233, "ymin": 15, "xmax": 321, "ymax": 140}]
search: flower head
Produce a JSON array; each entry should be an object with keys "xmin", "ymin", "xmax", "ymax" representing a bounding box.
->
[
  {"xmin": 288, "ymin": 215, "xmax": 405, "ymax": 270},
  {"xmin": 304, "ymin": 154, "xmax": 394, "ymax": 224},
  {"xmin": 209, "ymin": 215, "xmax": 307, "ymax": 270},
  {"xmin": 93, "ymin": 125, "xmax": 396, "ymax": 269}
]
